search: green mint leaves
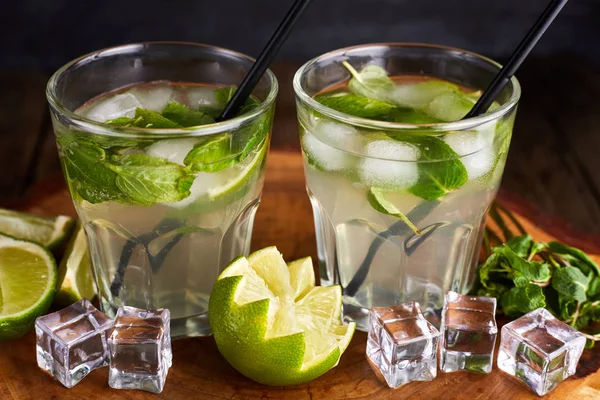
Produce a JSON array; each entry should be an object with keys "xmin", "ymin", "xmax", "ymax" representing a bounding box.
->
[
  {"xmin": 367, "ymin": 188, "xmax": 421, "ymax": 235},
  {"xmin": 473, "ymin": 204, "xmax": 600, "ymax": 344},
  {"xmin": 162, "ymin": 102, "xmax": 215, "ymax": 127},
  {"xmin": 108, "ymin": 154, "xmax": 192, "ymax": 205},
  {"xmin": 344, "ymin": 62, "xmax": 395, "ymax": 100},
  {"xmin": 386, "ymin": 135, "xmax": 468, "ymax": 201},
  {"xmin": 184, "ymin": 135, "xmax": 237, "ymax": 173},
  {"xmin": 59, "ymin": 86, "xmax": 268, "ymax": 206}
]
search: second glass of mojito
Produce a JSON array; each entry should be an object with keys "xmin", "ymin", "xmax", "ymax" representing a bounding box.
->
[
  {"xmin": 47, "ymin": 42, "xmax": 278, "ymax": 338},
  {"xmin": 293, "ymin": 43, "xmax": 520, "ymax": 330}
]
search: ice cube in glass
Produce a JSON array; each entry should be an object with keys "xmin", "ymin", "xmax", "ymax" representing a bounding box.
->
[
  {"xmin": 366, "ymin": 302, "xmax": 440, "ymax": 388},
  {"xmin": 497, "ymin": 308, "xmax": 585, "ymax": 396},
  {"xmin": 35, "ymin": 299, "xmax": 113, "ymax": 388},
  {"xmin": 440, "ymin": 291, "xmax": 497, "ymax": 373},
  {"xmin": 108, "ymin": 306, "xmax": 172, "ymax": 393}
]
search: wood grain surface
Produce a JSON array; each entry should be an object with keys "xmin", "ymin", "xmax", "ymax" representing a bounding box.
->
[{"xmin": 1, "ymin": 151, "xmax": 600, "ymax": 400}]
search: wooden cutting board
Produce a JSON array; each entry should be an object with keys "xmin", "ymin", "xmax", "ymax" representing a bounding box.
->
[{"xmin": 1, "ymin": 151, "xmax": 600, "ymax": 400}]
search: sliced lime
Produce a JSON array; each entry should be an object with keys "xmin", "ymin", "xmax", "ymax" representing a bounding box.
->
[
  {"xmin": 209, "ymin": 247, "xmax": 355, "ymax": 386},
  {"xmin": 0, "ymin": 209, "xmax": 74, "ymax": 251},
  {"xmin": 0, "ymin": 234, "xmax": 57, "ymax": 340},
  {"xmin": 55, "ymin": 224, "xmax": 95, "ymax": 306}
]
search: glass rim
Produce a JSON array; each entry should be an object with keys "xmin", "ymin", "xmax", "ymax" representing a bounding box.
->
[
  {"xmin": 293, "ymin": 42, "xmax": 521, "ymax": 131},
  {"xmin": 46, "ymin": 41, "xmax": 279, "ymax": 138}
]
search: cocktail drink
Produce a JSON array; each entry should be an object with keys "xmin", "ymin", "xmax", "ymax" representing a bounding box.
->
[
  {"xmin": 47, "ymin": 43, "xmax": 277, "ymax": 338},
  {"xmin": 293, "ymin": 44, "xmax": 520, "ymax": 330}
]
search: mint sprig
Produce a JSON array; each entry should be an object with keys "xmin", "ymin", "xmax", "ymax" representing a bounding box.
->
[{"xmin": 472, "ymin": 202, "xmax": 600, "ymax": 346}]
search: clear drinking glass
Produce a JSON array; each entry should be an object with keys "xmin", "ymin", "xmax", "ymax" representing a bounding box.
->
[
  {"xmin": 293, "ymin": 43, "xmax": 520, "ymax": 330},
  {"xmin": 47, "ymin": 42, "xmax": 278, "ymax": 338}
]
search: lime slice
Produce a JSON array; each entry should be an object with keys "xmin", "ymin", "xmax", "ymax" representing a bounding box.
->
[
  {"xmin": 0, "ymin": 208, "xmax": 75, "ymax": 251},
  {"xmin": 0, "ymin": 234, "xmax": 57, "ymax": 340},
  {"xmin": 207, "ymin": 143, "xmax": 266, "ymax": 200},
  {"xmin": 209, "ymin": 247, "xmax": 355, "ymax": 386},
  {"xmin": 288, "ymin": 257, "xmax": 315, "ymax": 301},
  {"xmin": 55, "ymin": 224, "xmax": 95, "ymax": 306},
  {"xmin": 368, "ymin": 188, "xmax": 421, "ymax": 235}
]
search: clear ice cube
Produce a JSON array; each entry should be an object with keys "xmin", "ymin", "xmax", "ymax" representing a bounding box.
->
[
  {"xmin": 129, "ymin": 85, "xmax": 174, "ymax": 112},
  {"xmin": 366, "ymin": 302, "xmax": 440, "ymax": 388},
  {"xmin": 35, "ymin": 299, "xmax": 113, "ymax": 388},
  {"xmin": 302, "ymin": 121, "xmax": 361, "ymax": 171},
  {"xmin": 108, "ymin": 306, "xmax": 172, "ymax": 393},
  {"xmin": 85, "ymin": 93, "xmax": 142, "ymax": 122},
  {"xmin": 497, "ymin": 308, "xmax": 586, "ymax": 396},
  {"xmin": 440, "ymin": 291, "xmax": 497, "ymax": 374},
  {"xmin": 443, "ymin": 131, "xmax": 494, "ymax": 180},
  {"xmin": 359, "ymin": 140, "xmax": 420, "ymax": 190},
  {"xmin": 146, "ymin": 138, "xmax": 199, "ymax": 166}
]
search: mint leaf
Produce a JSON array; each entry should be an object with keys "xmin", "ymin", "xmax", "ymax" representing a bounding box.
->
[
  {"xmin": 214, "ymin": 87, "xmax": 259, "ymax": 112},
  {"xmin": 315, "ymin": 93, "xmax": 400, "ymax": 121},
  {"xmin": 391, "ymin": 108, "xmax": 443, "ymax": 124},
  {"xmin": 105, "ymin": 116, "xmax": 136, "ymax": 127},
  {"xmin": 367, "ymin": 188, "xmax": 420, "ymax": 235},
  {"xmin": 387, "ymin": 135, "xmax": 468, "ymax": 200},
  {"xmin": 494, "ymin": 246, "xmax": 551, "ymax": 283},
  {"xmin": 549, "ymin": 241, "xmax": 600, "ymax": 276},
  {"xmin": 477, "ymin": 253, "xmax": 511, "ymax": 296},
  {"xmin": 588, "ymin": 277, "xmax": 600, "ymax": 300},
  {"xmin": 183, "ymin": 134, "xmax": 237, "ymax": 172},
  {"xmin": 506, "ymin": 235, "xmax": 533, "ymax": 258},
  {"xmin": 108, "ymin": 154, "xmax": 191, "ymax": 205},
  {"xmin": 551, "ymin": 266, "xmax": 590, "ymax": 302},
  {"xmin": 134, "ymin": 108, "xmax": 181, "ymax": 128},
  {"xmin": 58, "ymin": 137, "xmax": 124, "ymax": 204},
  {"xmin": 161, "ymin": 102, "xmax": 215, "ymax": 127},
  {"xmin": 501, "ymin": 284, "xmax": 546, "ymax": 318},
  {"xmin": 345, "ymin": 63, "xmax": 394, "ymax": 100}
]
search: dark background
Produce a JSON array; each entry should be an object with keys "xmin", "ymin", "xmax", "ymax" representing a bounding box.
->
[
  {"xmin": 2, "ymin": 0, "xmax": 599, "ymax": 71},
  {"xmin": 1, "ymin": 0, "xmax": 600, "ymax": 237}
]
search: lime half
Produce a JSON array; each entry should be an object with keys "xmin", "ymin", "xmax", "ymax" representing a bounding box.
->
[
  {"xmin": 0, "ymin": 234, "xmax": 57, "ymax": 340},
  {"xmin": 55, "ymin": 224, "xmax": 95, "ymax": 306},
  {"xmin": 0, "ymin": 208, "xmax": 74, "ymax": 251},
  {"xmin": 209, "ymin": 247, "xmax": 355, "ymax": 386}
]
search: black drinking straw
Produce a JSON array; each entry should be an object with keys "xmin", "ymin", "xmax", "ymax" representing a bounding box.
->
[
  {"xmin": 217, "ymin": 0, "xmax": 314, "ymax": 121},
  {"xmin": 464, "ymin": 0, "xmax": 569, "ymax": 118},
  {"xmin": 110, "ymin": 0, "xmax": 314, "ymax": 297},
  {"xmin": 346, "ymin": 0, "xmax": 569, "ymax": 298}
]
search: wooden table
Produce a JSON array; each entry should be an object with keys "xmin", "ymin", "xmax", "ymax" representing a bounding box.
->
[{"xmin": 1, "ymin": 57, "xmax": 600, "ymax": 399}]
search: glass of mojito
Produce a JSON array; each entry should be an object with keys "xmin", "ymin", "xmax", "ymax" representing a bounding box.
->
[
  {"xmin": 47, "ymin": 42, "xmax": 278, "ymax": 338},
  {"xmin": 293, "ymin": 43, "xmax": 521, "ymax": 330}
]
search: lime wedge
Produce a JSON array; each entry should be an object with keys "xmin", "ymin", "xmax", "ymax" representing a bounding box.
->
[
  {"xmin": 209, "ymin": 247, "xmax": 355, "ymax": 386},
  {"xmin": 207, "ymin": 143, "xmax": 266, "ymax": 200},
  {"xmin": 55, "ymin": 224, "xmax": 95, "ymax": 306},
  {"xmin": 0, "ymin": 208, "xmax": 74, "ymax": 251},
  {"xmin": 0, "ymin": 234, "xmax": 57, "ymax": 340},
  {"xmin": 368, "ymin": 188, "xmax": 421, "ymax": 235},
  {"xmin": 288, "ymin": 257, "xmax": 315, "ymax": 301}
]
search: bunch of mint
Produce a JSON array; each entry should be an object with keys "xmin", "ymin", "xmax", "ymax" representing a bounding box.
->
[
  {"xmin": 472, "ymin": 203, "xmax": 600, "ymax": 346},
  {"xmin": 58, "ymin": 87, "xmax": 269, "ymax": 206}
]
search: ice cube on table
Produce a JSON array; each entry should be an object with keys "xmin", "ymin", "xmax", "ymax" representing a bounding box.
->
[
  {"xmin": 440, "ymin": 291, "xmax": 497, "ymax": 374},
  {"xmin": 302, "ymin": 121, "xmax": 362, "ymax": 172},
  {"xmin": 366, "ymin": 302, "xmax": 441, "ymax": 388},
  {"xmin": 129, "ymin": 85, "xmax": 174, "ymax": 112},
  {"xmin": 146, "ymin": 138, "xmax": 199, "ymax": 166},
  {"xmin": 359, "ymin": 139, "xmax": 420, "ymax": 189},
  {"xmin": 497, "ymin": 308, "xmax": 586, "ymax": 396},
  {"xmin": 35, "ymin": 299, "xmax": 113, "ymax": 388},
  {"xmin": 443, "ymin": 128, "xmax": 496, "ymax": 180},
  {"xmin": 108, "ymin": 306, "xmax": 172, "ymax": 394},
  {"xmin": 85, "ymin": 93, "xmax": 142, "ymax": 122}
]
